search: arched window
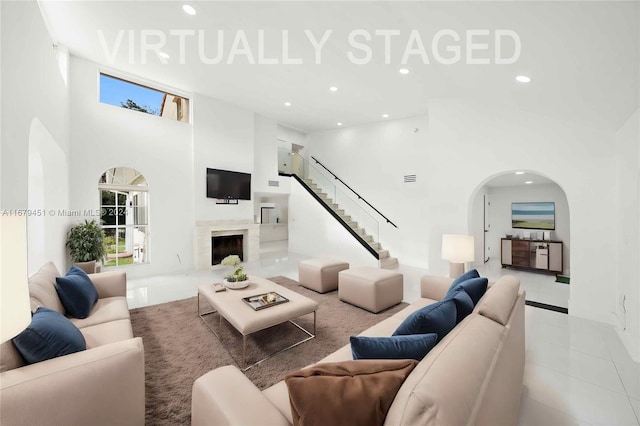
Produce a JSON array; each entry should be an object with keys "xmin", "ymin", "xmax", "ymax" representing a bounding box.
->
[{"xmin": 99, "ymin": 167, "xmax": 148, "ymax": 267}]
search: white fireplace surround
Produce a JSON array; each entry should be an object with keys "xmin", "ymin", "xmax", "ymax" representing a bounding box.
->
[{"xmin": 194, "ymin": 220, "xmax": 260, "ymax": 270}]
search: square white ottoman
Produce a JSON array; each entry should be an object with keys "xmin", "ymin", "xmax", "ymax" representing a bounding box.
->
[
  {"xmin": 338, "ymin": 267, "xmax": 403, "ymax": 313},
  {"xmin": 298, "ymin": 259, "xmax": 350, "ymax": 293}
]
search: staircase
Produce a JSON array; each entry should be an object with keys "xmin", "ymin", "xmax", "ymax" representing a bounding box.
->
[{"xmin": 302, "ymin": 178, "xmax": 399, "ymax": 269}]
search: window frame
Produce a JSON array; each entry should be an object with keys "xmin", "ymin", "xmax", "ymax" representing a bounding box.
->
[
  {"xmin": 97, "ymin": 68, "xmax": 192, "ymax": 123},
  {"xmin": 99, "ymin": 168, "xmax": 150, "ymax": 268}
]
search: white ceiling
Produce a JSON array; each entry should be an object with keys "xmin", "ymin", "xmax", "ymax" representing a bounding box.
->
[{"xmin": 39, "ymin": 1, "xmax": 639, "ymax": 132}]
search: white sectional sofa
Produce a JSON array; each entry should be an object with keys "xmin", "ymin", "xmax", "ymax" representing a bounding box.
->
[
  {"xmin": 0, "ymin": 262, "xmax": 145, "ymax": 426},
  {"xmin": 192, "ymin": 274, "xmax": 525, "ymax": 426}
]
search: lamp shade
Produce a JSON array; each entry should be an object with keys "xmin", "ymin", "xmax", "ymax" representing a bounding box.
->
[
  {"xmin": 1, "ymin": 216, "xmax": 31, "ymax": 343},
  {"xmin": 441, "ymin": 234, "xmax": 475, "ymax": 263}
]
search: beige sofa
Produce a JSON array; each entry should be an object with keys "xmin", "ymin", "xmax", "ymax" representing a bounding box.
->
[
  {"xmin": 0, "ymin": 262, "xmax": 145, "ymax": 426},
  {"xmin": 192, "ymin": 274, "xmax": 525, "ymax": 426}
]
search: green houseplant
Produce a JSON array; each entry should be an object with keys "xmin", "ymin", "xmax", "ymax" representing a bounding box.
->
[
  {"xmin": 66, "ymin": 219, "xmax": 106, "ymax": 263},
  {"xmin": 220, "ymin": 254, "xmax": 248, "ymax": 288}
]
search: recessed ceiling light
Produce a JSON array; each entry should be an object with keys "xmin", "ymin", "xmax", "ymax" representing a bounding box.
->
[
  {"xmin": 158, "ymin": 51, "xmax": 170, "ymax": 59},
  {"xmin": 284, "ymin": 102, "xmax": 292, "ymax": 107},
  {"xmin": 399, "ymin": 68, "xmax": 410, "ymax": 75},
  {"xmin": 382, "ymin": 114, "xmax": 389, "ymax": 118},
  {"xmin": 337, "ymin": 122, "xmax": 343, "ymax": 126},
  {"xmin": 182, "ymin": 4, "xmax": 196, "ymax": 15},
  {"xmin": 515, "ymin": 171, "xmax": 525, "ymax": 175},
  {"xmin": 329, "ymin": 86, "xmax": 338, "ymax": 92},
  {"xmin": 525, "ymin": 181, "xmax": 533, "ymax": 184},
  {"xmin": 515, "ymin": 75, "xmax": 532, "ymax": 83}
]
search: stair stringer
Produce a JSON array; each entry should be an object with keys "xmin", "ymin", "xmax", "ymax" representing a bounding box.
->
[{"xmin": 288, "ymin": 178, "xmax": 379, "ymax": 267}]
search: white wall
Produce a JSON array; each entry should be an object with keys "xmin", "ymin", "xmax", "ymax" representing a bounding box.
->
[
  {"xmin": 435, "ymin": 100, "xmax": 616, "ymax": 327},
  {"xmin": 614, "ymin": 109, "xmax": 640, "ymax": 361},
  {"xmin": 470, "ymin": 186, "xmax": 489, "ymax": 265},
  {"xmin": 253, "ymin": 115, "xmax": 290, "ymax": 195},
  {"xmin": 276, "ymin": 124, "xmax": 306, "ymax": 177},
  {"xmin": 255, "ymin": 196, "xmax": 289, "ymax": 224},
  {"xmin": 1, "ymin": 1, "xmax": 71, "ymax": 274},
  {"xmin": 1, "ymin": 2, "xmax": 3, "ymax": 206},
  {"xmin": 69, "ymin": 57, "xmax": 194, "ymax": 278},
  {"xmin": 193, "ymin": 94, "xmax": 255, "ymax": 221},
  {"xmin": 271, "ymin": 197, "xmax": 289, "ymax": 223},
  {"xmin": 481, "ymin": 183, "xmax": 570, "ymax": 275},
  {"xmin": 69, "ymin": 60, "xmax": 271, "ymax": 277},
  {"xmin": 305, "ymin": 99, "xmax": 619, "ymax": 327},
  {"xmin": 289, "ymin": 179, "xmax": 378, "ymax": 268},
  {"xmin": 27, "ymin": 119, "xmax": 70, "ymax": 274},
  {"xmin": 305, "ymin": 116, "xmax": 430, "ymax": 267},
  {"xmin": 278, "ymin": 125, "xmax": 306, "ymax": 147}
]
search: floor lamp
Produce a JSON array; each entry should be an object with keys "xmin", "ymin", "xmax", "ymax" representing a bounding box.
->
[
  {"xmin": 1, "ymin": 216, "xmax": 32, "ymax": 343},
  {"xmin": 442, "ymin": 234, "xmax": 475, "ymax": 279}
]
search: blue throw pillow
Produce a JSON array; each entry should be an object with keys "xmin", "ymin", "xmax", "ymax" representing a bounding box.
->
[
  {"xmin": 446, "ymin": 269, "xmax": 480, "ymax": 294},
  {"xmin": 12, "ymin": 307, "xmax": 86, "ymax": 364},
  {"xmin": 350, "ymin": 334, "xmax": 438, "ymax": 361},
  {"xmin": 445, "ymin": 290, "xmax": 474, "ymax": 324},
  {"xmin": 55, "ymin": 266, "xmax": 98, "ymax": 319},
  {"xmin": 393, "ymin": 299, "xmax": 457, "ymax": 340},
  {"xmin": 450, "ymin": 277, "xmax": 489, "ymax": 306}
]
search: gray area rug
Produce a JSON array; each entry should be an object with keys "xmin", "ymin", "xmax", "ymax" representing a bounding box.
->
[{"xmin": 130, "ymin": 276, "xmax": 408, "ymax": 425}]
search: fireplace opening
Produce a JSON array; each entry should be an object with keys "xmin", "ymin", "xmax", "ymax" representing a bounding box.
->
[{"xmin": 212, "ymin": 235, "xmax": 244, "ymax": 265}]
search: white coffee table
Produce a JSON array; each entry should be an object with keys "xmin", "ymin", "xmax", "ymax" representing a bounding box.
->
[{"xmin": 197, "ymin": 276, "xmax": 318, "ymax": 370}]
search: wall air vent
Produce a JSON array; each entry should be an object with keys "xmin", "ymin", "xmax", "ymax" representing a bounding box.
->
[
  {"xmin": 404, "ymin": 174, "xmax": 417, "ymax": 183},
  {"xmin": 268, "ymin": 180, "xmax": 280, "ymax": 187}
]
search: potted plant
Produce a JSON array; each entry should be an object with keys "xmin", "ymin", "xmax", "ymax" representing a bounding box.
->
[
  {"xmin": 220, "ymin": 254, "xmax": 249, "ymax": 289},
  {"xmin": 66, "ymin": 219, "xmax": 106, "ymax": 272}
]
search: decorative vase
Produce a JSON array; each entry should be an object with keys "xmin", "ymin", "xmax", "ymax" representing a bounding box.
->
[{"xmin": 223, "ymin": 278, "xmax": 249, "ymax": 290}]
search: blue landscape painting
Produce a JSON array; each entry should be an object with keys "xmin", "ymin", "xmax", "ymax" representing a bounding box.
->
[{"xmin": 512, "ymin": 202, "xmax": 555, "ymax": 230}]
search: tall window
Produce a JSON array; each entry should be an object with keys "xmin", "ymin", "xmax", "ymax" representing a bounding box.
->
[
  {"xmin": 99, "ymin": 73, "xmax": 190, "ymax": 123},
  {"xmin": 99, "ymin": 167, "xmax": 149, "ymax": 267}
]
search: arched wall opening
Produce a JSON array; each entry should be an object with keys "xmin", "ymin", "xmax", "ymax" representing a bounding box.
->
[
  {"xmin": 28, "ymin": 118, "xmax": 69, "ymax": 275},
  {"xmin": 468, "ymin": 169, "xmax": 571, "ymax": 307}
]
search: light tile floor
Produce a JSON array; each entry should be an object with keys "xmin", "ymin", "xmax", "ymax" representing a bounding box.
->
[
  {"xmin": 128, "ymin": 242, "xmax": 640, "ymax": 426},
  {"xmin": 477, "ymin": 258, "xmax": 571, "ymax": 309}
]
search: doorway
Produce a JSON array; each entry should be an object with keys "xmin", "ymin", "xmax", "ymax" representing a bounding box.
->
[{"xmin": 469, "ymin": 170, "xmax": 571, "ymax": 310}]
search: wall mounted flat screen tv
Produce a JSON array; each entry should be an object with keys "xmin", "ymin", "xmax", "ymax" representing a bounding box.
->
[
  {"xmin": 512, "ymin": 202, "xmax": 555, "ymax": 230},
  {"xmin": 206, "ymin": 168, "xmax": 251, "ymax": 200}
]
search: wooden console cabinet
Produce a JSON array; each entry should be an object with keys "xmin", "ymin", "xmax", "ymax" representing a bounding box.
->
[{"xmin": 501, "ymin": 238, "xmax": 563, "ymax": 273}]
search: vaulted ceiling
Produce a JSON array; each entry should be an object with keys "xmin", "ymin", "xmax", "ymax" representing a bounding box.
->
[{"xmin": 40, "ymin": 1, "xmax": 639, "ymax": 132}]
